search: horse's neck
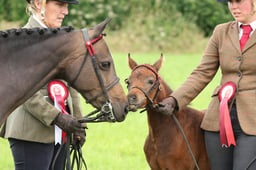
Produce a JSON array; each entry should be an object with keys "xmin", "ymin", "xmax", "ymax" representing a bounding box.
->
[{"xmin": 0, "ymin": 30, "xmax": 83, "ymax": 125}]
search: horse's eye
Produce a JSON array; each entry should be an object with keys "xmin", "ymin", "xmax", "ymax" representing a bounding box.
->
[
  {"xmin": 148, "ymin": 79, "xmax": 154, "ymax": 85},
  {"xmin": 100, "ymin": 62, "xmax": 111, "ymax": 70}
]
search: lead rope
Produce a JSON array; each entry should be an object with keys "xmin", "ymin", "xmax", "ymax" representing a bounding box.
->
[
  {"xmin": 171, "ymin": 113, "xmax": 200, "ymax": 170},
  {"xmin": 70, "ymin": 143, "xmax": 88, "ymax": 170},
  {"xmin": 51, "ymin": 134, "xmax": 87, "ymax": 170},
  {"xmin": 246, "ymin": 157, "xmax": 256, "ymax": 169},
  {"xmin": 51, "ymin": 134, "xmax": 71, "ymax": 170}
]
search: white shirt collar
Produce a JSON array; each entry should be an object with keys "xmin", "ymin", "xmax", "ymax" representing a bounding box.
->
[
  {"xmin": 32, "ymin": 14, "xmax": 47, "ymax": 28},
  {"xmin": 238, "ymin": 21, "xmax": 256, "ymax": 32}
]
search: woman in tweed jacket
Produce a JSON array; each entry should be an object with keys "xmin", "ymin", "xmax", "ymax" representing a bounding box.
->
[{"xmin": 158, "ymin": 0, "xmax": 256, "ymax": 169}]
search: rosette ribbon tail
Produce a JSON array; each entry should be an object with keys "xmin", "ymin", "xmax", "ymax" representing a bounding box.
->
[
  {"xmin": 218, "ymin": 81, "xmax": 236, "ymax": 148},
  {"xmin": 219, "ymin": 98, "xmax": 236, "ymax": 147}
]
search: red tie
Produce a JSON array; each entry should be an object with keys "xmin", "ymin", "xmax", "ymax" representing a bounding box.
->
[{"xmin": 240, "ymin": 25, "xmax": 252, "ymax": 51}]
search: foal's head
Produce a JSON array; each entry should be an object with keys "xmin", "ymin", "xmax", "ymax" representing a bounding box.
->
[{"xmin": 126, "ymin": 54, "xmax": 164, "ymax": 112}]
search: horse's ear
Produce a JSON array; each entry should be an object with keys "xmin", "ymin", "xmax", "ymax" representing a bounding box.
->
[
  {"xmin": 153, "ymin": 53, "xmax": 164, "ymax": 72},
  {"xmin": 92, "ymin": 18, "xmax": 112, "ymax": 38},
  {"xmin": 128, "ymin": 53, "xmax": 138, "ymax": 70}
]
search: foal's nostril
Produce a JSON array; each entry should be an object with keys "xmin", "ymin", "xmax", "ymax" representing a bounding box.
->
[{"xmin": 128, "ymin": 94, "xmax": 137, "ymax": 102}]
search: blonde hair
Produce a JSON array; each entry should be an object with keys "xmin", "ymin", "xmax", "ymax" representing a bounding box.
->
[
  {"xmin": 253, "ymin": 0, "xmax": 256, "ymax": 13},
  {"xmin": 26, "ymin": 0, "xmax": 47, "ymax": 16}
]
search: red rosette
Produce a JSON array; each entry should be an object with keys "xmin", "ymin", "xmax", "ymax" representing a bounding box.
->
[
  {"xmin": 218, "ymin": 81, "xmax": 236, "ymax": 147},
  {"xmin": 48, "ymin": 80, "xmax": 68, "ymax": 101},
  {"xmin": 48, "ymin": 80, "xmax": 69, "ymax": 143},
  {"xmin": 218, "ymin": 81, "xmax": 236, "ymax": 102}
]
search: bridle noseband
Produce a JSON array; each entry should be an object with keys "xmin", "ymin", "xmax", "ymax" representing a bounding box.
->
[
  {"xmin": 70, "ymin": 28, "xmax": 119, "ymax": 123},
  {"xmin": 127, "ymin": 64, "xmax": 162, "ymax": 112}
]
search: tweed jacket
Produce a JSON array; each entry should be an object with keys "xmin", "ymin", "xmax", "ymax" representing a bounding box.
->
[
  {"xmin": 171, "ymin": 21, "xmax": 256, "ymax": 135},
  {"xmin": 0, "ymin": 16, "xmax": 83, "ymax": 143}
]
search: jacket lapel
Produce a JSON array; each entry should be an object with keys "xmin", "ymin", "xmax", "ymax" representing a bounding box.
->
[{"xmin": 228, "ymin": 22, "xmax": 241, "ymax": 54}]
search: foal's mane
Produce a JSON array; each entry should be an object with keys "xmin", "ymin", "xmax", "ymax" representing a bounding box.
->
[{"xmin": 0, "ymin": 26, "xmax": 74, "ymax": 39}]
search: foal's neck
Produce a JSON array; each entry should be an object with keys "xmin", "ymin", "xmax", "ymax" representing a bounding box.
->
[{"xmin": 154, "ymin": 80, "xmax": 172, "ymax": 103}]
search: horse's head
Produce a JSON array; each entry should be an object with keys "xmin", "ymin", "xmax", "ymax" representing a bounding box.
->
[
  {"xmin": 63, "ymin": 18, "xmax": 129, "ymax": 122},
  {"xmin": 126, "ymin": 54, "xmax": 164, "ymax": 112}
]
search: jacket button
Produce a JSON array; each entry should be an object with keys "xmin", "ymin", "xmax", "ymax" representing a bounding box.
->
[
  {"xmin": 238, "ymin": 72, "xmax": 241, "ymax": 77},
  {"xmin": 238, "ymin": 57, "xmax": 242, "ymax": 61}
]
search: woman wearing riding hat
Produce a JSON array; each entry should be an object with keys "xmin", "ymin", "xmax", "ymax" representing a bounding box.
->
[
  {"xmin": 0, "ymin": 0, "xmax": 86, "ymax": 169},
  {"xmin": 158, "ymin": 0, "xmax": 256, "ymax": 169}
]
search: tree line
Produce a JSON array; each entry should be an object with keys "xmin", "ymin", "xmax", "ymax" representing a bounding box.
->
[{"xmin": 0, "ymin": 0, "xmax": 232, "ymax": 37}]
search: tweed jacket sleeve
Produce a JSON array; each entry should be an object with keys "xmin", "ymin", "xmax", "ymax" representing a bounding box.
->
[
  {"xmin": 69, "ymin": 87, "xmax": 83, "ymax": 119},
  {"xmin": 23, "ymin": 90, "xmax": 60, "ymax": 126},
  {"xmin": 170, "ymin": 23, "xmax": 221, "ymax": 109}
]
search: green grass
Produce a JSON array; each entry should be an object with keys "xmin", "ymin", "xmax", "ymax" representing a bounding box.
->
[{"xmin": 0, "ymin": 52, "xmax": 221, "ymax": 170}]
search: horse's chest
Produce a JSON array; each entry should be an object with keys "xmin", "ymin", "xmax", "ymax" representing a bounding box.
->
[{"xmin": 145, "ymin": 127, "xmax": 177, "ymax": 155}]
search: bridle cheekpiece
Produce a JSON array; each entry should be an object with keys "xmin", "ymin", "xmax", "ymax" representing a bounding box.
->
[{"xmin": 72, "ymin": 29, "xmax": 119, "ymax": 123}]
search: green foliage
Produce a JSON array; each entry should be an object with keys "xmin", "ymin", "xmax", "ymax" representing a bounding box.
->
[
  {"xmin": 0, "ymin": 0, "xmax": 27, "ymax": 23},
  {"xmin": 63, "ymin": 0, "xmax": 132, "ymax": 30},
  {"xmin": 115, "ymin": 1, "xmax": 204, "ymax": 52},
  {"xmin": 174, "ymin": 0, "xmax": 233, "ymax": 36},
  {"xmin": 0, "ymin": 0, "xmax": 233, "ymax": 37}
]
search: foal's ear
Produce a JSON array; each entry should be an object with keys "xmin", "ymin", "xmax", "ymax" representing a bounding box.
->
[
  {"xmin": 153, "ymin": 53, "xmax": 164, "ymax": 72},
  {"xmin": 128, "ymin": 53, "xmax": 138, "ymax": 70}
]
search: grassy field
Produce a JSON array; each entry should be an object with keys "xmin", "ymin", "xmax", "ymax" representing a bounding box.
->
[{"xmin": 0, "ymin": 52, "xmax": 221, "ymax": 170}]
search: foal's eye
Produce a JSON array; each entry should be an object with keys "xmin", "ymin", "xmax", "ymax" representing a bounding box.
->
[
  {"xmin": 100, "ymin": 62, "xmax": 111, "ymax": 70},
  {"xmin": 148, "ymin": 79, "xmax": 154, "ymax": 85},
  {"xmin": 125, "ymin": 79, "xmax": 130, "ymax": 85}
]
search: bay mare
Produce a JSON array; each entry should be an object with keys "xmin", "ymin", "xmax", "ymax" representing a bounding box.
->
[
  {"xmin": 126, "ymin": 55, "xmax": 210, "ymax": 170},
  {"xmin": 0, "ymin": 18, "xmax": 128, "ymax": 127}
]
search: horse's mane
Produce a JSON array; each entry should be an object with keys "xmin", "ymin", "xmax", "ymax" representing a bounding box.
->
[{"xmin": 0, "ymin": 26, "xmax": 74, "ymax": 39}]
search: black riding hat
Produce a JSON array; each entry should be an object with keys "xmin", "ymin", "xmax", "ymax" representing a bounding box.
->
[
  {"xmin": 56, "ymin": 0, "xmax": 79, "ymax": 4},
  {"xmin": 26, "ymin": 0, "xmax": 79, "ymax": 4}
]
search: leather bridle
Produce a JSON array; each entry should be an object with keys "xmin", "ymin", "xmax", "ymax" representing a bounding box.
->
[
  {"xmin": 70, "ymin": 28, "xmax": 119, "ymax": 123},
  {"xmin": 126, "ymin": 64, "xmax": 162, "ymax": 112}
]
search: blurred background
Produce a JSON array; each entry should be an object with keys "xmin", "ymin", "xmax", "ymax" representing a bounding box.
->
[
  {"xmin": 0, "ymin": 0, "xmax": 232, "ymax": 53},
  {"xmin": 0, "ymin": 0, "xmax": 229, "ymax": 169}
]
